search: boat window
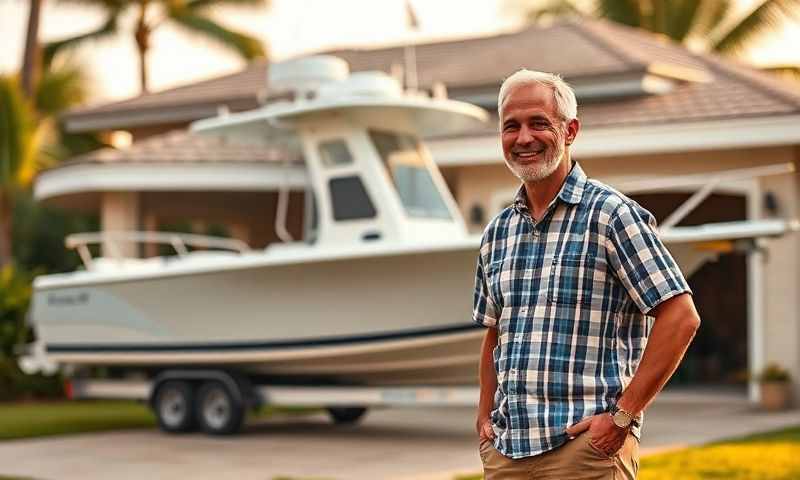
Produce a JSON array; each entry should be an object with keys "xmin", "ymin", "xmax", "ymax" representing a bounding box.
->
[
  {"xmin": 368, "ymin": 129, "xmax": 452, "ymax": 220},
  {"xmin": 329, "ymin": 176, "xmax": 377, "ymax": 221},
  {"xmin": 318, "ymin": 139, "xmax": 354, "ymax": 167}
]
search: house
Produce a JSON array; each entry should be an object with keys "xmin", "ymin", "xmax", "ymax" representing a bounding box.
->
[{"xmin": 36, "ymin": 19, "xmax": 800, "ymax": 402}]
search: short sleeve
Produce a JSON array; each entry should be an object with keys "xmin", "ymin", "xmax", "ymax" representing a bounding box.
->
[
  {"xmin": 605, "ymin": 202, "xmax": 692, "ymax": 315},
  {"xmin": 473, "ymin": 250, "xmax": 500, "ymax": 328}
]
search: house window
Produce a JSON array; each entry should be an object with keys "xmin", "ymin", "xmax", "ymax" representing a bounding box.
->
[
  {"xmin": 329, "ymin": 176, "xmax": 377, "ymax": 221},
  {"xmin": 318, "ymin": 139, "xmax": 354, "ymax": 167}
]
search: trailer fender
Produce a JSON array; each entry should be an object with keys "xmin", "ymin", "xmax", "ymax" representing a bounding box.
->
[{"xmin": 149, "ymin": 370, "xmax": 255, "ymax": 409}]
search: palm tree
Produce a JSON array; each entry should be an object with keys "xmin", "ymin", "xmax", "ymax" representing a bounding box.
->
[
  {"xmin": 44, "ymin": 0, "xmax": 269, "ymax": 93},
  {"xmin": 20, "ymin": 0, "xmax": 44, "ymax": 99},
  {"xmin": 520, "ymin": 0, "xmax": 800, "ymax": 56},
  {"xmin": 0, "ymin": 66, "xmax": 89, "ymax": 268}
]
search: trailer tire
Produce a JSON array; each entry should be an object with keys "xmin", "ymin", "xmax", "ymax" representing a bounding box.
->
[
  {"xmin": 196, "ymin": 380, "xmax": 245, "ymax": 435},
  {"xmin": 327, "ymin": 407, "xmax": 368, "ymax": 425},
  {"xmin": 153, "ymin": 380, "xmax": 196, "ymax": 433}
]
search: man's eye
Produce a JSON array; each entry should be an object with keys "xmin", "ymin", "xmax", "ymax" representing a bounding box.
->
[
  {"xmin": 503, "ymin": 124, "xmax": 519, "ymax": 132},
  {"xmin": 532, "ymin": 121, "xmax": 550, "ymax": 130}
]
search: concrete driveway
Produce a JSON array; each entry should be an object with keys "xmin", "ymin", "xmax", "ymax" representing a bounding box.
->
[{"xmin": 2, "ymin": 388, "xmax": 800, "ymax": 480}]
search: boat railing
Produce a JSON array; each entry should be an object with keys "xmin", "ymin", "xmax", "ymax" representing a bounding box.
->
[{"xmin": 65, "ymin": 231, "xmax": 251, "ymax": 270}]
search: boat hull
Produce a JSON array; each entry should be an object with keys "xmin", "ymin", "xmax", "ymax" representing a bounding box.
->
[{"xmin": 33, "ymin": 247, "xmax": 484, "ymax": 386}]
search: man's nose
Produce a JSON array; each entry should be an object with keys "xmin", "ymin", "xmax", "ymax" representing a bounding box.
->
[{"xmin": 516, "ymin": 125, "xmax": 535, "ymax": 145}]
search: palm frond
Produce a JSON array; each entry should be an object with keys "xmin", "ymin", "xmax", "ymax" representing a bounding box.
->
[
  {"xmin": 712, "ymin": 0, "xmax": 800, "ymax": 54},
  {"xmin": 596, "ymin": 0, "xmax": 642, "ymax": 28},
  {"xmin": 522, "ymin": 0, "xmax": 585, "ymax": 22},
  {"xmin": 0, "ymin": 76, "xmax": 41, "ymax": 191},
  {"xmin": 690, "ymin": 0, "xmax": 733, "ymax": 38},
  {"xmin": 43, "ymin": 12, "xmax": 122, "ymax": 66},
  {"xmin": 34, "ymin": 65, "xmax": 88, "ymax": 117},
  {"xmin": 665, "ymin": 0, "xmax": 703, "ymax": 42},
  {"xmin": 186, "ymin": 0, "xmax": 268, "ymax": 11},
  {"xmin": 759, "ymin": 64, "xmax": 800, "ymax": 83},
  {"xmin": 169, "ymin": 12, "xmax": 266, "ymax": 59}
]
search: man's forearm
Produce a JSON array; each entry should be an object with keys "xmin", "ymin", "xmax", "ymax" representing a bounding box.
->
[
  {"xmin": 477, "ymin": 327, "xmax": 498, "ymax": 425},
  {"xmin": 617, "ymin": 293, "xmax": 700, "ymax": 416}
]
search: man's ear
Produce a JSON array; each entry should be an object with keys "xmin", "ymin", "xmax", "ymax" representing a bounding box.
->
[{"xmin": 565, "ymin": 118, "xmax": 580, "ymax": 146}]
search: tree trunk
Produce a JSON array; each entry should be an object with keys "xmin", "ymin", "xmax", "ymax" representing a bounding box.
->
[
  {"xmin": 0, "ymin": 191, "xmax": 14, "ymax": 268},
  {"xmin": 135, "ymin": 0, "xmax": 151, "ymax": 93},
  {"xmin": 20, "ymin": 0, "xmax": 43, "ymax": 99}
]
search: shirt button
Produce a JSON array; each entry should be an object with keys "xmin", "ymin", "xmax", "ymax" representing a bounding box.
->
[
  {"xmin": 520, "ymin": 307, "xmax": 528, "ymax": 315},
  {"xmin": 510, "ymin": 368, "xmax": 517, "ymax": 375},
  {"xmin": 514, "ymin": 334, "xmax": 523, "ymax": 342}
]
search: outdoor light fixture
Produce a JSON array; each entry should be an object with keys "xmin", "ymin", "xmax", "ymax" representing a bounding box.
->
[
  {"xmin": 109, "ymin": 130, "xmax": 133, "ymax": 149},
  {"xmin": 764, "ymin": 191, "xmax": 780, "ymax": 216},
  {"xmin": 469, "ymin": 204, "xmax": 485, "ymax": 226}
]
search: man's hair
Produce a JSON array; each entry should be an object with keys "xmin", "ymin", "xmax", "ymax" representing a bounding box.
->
[{"xmin": 497, "ymin": 69, "xmax": 578, "ymax": 121}]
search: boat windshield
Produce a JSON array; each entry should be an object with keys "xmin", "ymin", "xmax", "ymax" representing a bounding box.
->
[{"xmin": 368, "ymin": 129, "xmax": 452, "ymax": 220}]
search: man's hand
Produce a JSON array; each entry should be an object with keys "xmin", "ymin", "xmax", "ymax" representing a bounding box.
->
[
  {"xmin": 477, "ymin": 416, "xmax": 496, "ymax": 442},
  {"xmin": 565, "ymin": 414, "xmax": 627, "ymax": 456}
]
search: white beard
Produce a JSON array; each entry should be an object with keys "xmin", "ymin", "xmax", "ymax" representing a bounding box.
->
[{"xmin": 505, "ymin": 140, "xmax": 565, "ymax": 183}]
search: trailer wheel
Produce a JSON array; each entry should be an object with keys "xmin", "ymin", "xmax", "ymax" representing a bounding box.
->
[
  {"xmin": 153, "ymin": 380, "xmax": 196, "ymax": 433},
  {"xmin": 327, "ymin": 407, "xmax": 368, "ymax": 425},
  {"xmin": 196, "ymin": 380, "xmax": 245, "ymax": 435}
]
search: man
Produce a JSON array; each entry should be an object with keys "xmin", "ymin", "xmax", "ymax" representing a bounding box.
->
[{"xmin": 473, "ymin": 70, "xmax": 701, "ymax": 480}]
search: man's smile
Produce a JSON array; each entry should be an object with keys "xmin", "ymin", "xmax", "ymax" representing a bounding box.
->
[{"xmin": 513, "ymin": 148, "xmax": 546, "ymax": 163}]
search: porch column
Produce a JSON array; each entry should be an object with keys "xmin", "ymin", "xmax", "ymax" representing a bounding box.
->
[{"xmin": 101, "ymin": 192, "xmax": 140, "ymax": 258}]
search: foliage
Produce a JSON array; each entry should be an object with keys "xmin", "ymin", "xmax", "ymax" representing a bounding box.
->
[
  {"xmin": 0, "ymin": 75, "xmax": 50, "ymax": 193},
  {"xmin": 0, "ymin": 264, "xmax": 33, "ymax": 357},
  {"xmin": 45, "ymin": 0, "xmax": 270, "ymax": 92},
  {"xmin": 0, "ymin": 65, "xmax": 100, "ymax": 400},
  {"xmin": 518, "ymin": 0, "xmax": 800, "ymax": 56},
  {"xmin": 0, "ymin": 400, "xmax": 318, "ymax": 440},
  {"xmin": 0, "ymin": 400, "xmax": 155, "ymax": 440},
  {"xmin": 12, "ymin": 194, "xmax": 99, "ymax": 275},
  {"xmin": 759, "ymin": 363, "xmax": 791, "ymax": 383},
  {"xmin": 639, "ymin": 426, "xmax": 800, "ymax": 479}
]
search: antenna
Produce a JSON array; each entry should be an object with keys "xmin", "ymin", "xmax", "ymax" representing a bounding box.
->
[{"xmin": 404, "ymin": 1, "xmax": 419, "ymax": 91}]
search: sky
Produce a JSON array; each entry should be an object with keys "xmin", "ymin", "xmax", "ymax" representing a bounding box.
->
[{"xmin": 1, "ymin": 0, "xmax": 799, "ymax": 105}]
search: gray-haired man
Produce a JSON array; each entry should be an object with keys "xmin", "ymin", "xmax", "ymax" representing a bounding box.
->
[{"xmin": 473, "ymin": 70, "xmax": 700, "ymax": 479}]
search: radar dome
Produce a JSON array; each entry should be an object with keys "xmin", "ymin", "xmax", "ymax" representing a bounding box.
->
[{"xmin": 268, "ymin": 56, "xmax": 350, "ymax": 98}]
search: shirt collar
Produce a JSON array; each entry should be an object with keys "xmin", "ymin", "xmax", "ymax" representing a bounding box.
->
[{"xmin": 512, "ymin": 161, "xmax": 588, "ymax": 214}]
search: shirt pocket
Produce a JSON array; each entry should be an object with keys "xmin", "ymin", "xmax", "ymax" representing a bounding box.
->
[{"xmin": 547, "ymin": 253, "xmax": 594, "ymax": 306}]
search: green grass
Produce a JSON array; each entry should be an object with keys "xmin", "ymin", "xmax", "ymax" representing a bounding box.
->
[
  {"xmin": 0, "ymin": 400, "xmax": 319, "ymax": 441},
  {"xmin": 639, "ymin": 426, "xmax": 800, "ymax": 480},
  {"xmin": 456, "ymin": 426, "xmax": 800, "ymax": 480},
  {"xmin": 0, "ymin": 400, "xmax": 156, "ymax": 441}
]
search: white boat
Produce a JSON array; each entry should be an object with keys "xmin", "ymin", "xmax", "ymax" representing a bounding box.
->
[{"xmin": 24, "ymin": 56, "xmax": 490, "ymax": 387}]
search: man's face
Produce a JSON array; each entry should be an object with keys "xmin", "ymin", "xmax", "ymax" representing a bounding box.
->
[{"xmin": 500, "ymin": 83, "xmax": 574, "ymax": 183}]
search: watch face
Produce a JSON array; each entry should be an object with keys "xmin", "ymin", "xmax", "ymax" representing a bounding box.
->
[{"xmin": 613, "ymin": 411, "xmax": 631, "ymax": 428}]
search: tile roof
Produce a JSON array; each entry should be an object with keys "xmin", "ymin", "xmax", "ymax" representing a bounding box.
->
[
  {"xmin": 62, "ymin": 18, "xmax": 800, "ymax": 132},
  {"xmin": 53, "ymin": 130, "xmax": 298, "ymax": 169}
]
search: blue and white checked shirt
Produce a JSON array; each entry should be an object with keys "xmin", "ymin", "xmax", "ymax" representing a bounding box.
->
[{"xmin": 473, "ymin": 161, "xmax": 691, "ymax": 459}]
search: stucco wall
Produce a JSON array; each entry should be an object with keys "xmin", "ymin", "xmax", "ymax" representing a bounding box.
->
[{"xmin": 758, "ymin": 148, "xmax": 800, "ymax": 401}]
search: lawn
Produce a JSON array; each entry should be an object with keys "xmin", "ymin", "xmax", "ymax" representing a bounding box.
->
[
  {"xmin": 457, "ymin": 426, "xmax": 800, "ymax": 480},
  {"xmin": 638, "ymin": 426, "xmax": 800, "ymax": 480},
  {"xmin": 0, "ymin": 400, "xmax": 317, "ymax": 441},
  {"xmin": 0, "ymin": 400, "xmax": 156, "ymax": 440}
]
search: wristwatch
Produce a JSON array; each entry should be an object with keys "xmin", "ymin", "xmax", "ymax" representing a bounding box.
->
[{"xmin": 609, "ymin": 405, "xmax": 639, "ymax": 429}]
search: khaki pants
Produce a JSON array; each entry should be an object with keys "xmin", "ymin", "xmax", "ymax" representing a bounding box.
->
[{"xmin": 479, "ymin": 432, "xmax": 639, "ymax": 480}]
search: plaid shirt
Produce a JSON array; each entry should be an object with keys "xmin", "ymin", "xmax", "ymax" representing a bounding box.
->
[{"xmin": 473, "ymin": 162, "xmax": 691, "ymax": 459}]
